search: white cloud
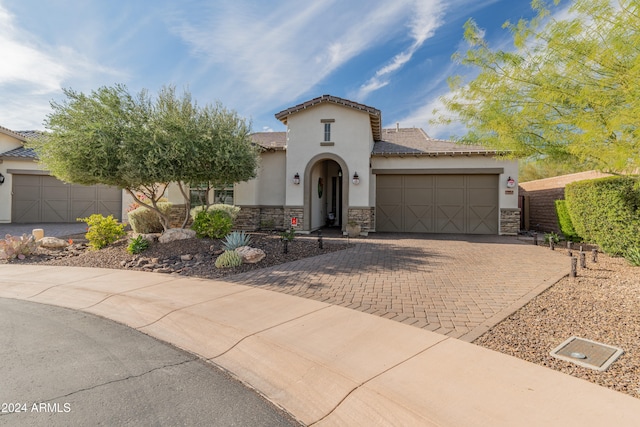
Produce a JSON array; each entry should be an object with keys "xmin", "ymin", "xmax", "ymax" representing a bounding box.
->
[
  {"xmin": 354, "ymin": 0, "xmax": 445, "ymax": 100},
  {"xmin": 0, "ymin": 3, "xmax": 125, "ymax": 130},
  {"xmin": 0, "ymin": 5, "xmax": 68, "ymax": 95},
  {"xmin": 167, "ymin": 0, "xmax": 424, "ymax": 112}
]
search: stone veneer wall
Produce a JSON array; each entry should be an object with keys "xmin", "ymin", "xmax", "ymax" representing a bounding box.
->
[
  {"xmin": 348, "ymin": 207, "xmax": 375, "ymax": 233},
  {"xmin": 284, "ymin": 207, "xmax": 304, "ymax": 231},
  {"xmin": 235, "ymin": 207, "xmax": 261, "ymax": 231},
  {"xmin": 235, "ymin": 206, "xmax": 303, "ymax": 231},
  {"xmin": 500, "ymin": 208, "xmax": 520, "ymax": 235},
  {"xmin": 259, "ymin": 207, "xmax": 286, "ymax": 230}
]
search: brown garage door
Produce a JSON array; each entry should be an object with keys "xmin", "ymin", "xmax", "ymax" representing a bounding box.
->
[
  {"xmin": 376, "ymin": 174, "xmax": 498, "ymax": 234},
  {"xmin": 11, "ymin": 174, "xmax": 122, "ymax": 223}
]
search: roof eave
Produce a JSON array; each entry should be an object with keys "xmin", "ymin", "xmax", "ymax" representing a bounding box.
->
[{"xmin": 371, "ymin": 150, "xmax": 501, "ymax": 157}]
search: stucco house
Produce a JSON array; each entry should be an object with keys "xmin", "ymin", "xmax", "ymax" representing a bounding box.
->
[
  {"xmin": 0, "ymin": 125, "xmax": 123, "ymax": 224},
  {"xmin": 234, "ymin": 95, "xmax": 520, "ymax": 235},
  {"xmin": 1, "ymin": 95, "xmax": 520, "ymax": 234}
]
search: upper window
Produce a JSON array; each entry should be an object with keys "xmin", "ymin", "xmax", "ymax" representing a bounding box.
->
[{"xmin": 321, "ymin": 119, "xmax": 334, "ymax": 142}]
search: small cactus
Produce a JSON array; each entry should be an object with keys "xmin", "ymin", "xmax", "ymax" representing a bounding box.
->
[
  {"xmin": 214, "ymin": 249, "xmax": 243, "ymax": 268},
  {"xmin": 222, "ymin": 231, "xmax": 252, "ymax": 251}
]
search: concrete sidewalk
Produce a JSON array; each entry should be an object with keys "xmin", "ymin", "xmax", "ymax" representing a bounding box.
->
[{"xmin": 1, "ymin": 264, "xmax": 639, "ymax": 426}]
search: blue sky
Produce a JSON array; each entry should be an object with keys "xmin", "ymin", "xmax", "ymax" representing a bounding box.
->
[{"xmin": 0, "ymin": 0, "xmax": 549, "ymax": 139}]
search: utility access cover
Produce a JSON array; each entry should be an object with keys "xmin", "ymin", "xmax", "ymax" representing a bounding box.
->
[{"xmin": 550, "ymin": 336, "xmax": 623, "ymax": 371}]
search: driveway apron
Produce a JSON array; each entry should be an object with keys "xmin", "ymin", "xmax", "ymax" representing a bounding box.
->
[{"xmin": 225, "ymin": 233, "xmax": 568, "ymax": 341}]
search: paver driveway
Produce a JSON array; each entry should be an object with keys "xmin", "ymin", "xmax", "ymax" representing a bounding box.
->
[{"xmin": 226, "ymin": 233, "xmax": 569, "ymax": 341}]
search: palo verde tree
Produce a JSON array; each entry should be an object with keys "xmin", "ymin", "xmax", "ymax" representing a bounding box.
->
[
  {"xmin": 29, "ymin": 84, "xmax": 259, "ymax": 231},
  {"xmin": 436, "ymin": 0, "xmax": 640, "ymax": 175}
]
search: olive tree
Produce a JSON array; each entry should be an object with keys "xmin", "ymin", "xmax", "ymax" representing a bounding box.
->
[
  {"xmin": 436, "ymin": 0, "xmax": 640, "ymax": 175},
  {"xmin": 29, "ymin": 85, "xmax": 259, "ymax": 230}
]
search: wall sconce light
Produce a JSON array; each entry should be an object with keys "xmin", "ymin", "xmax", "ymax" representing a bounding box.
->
[
  {"xmin": 0, "ymin": 173, "xmax": 4, "ymax": 184},
  {"xmin": 352, "ymin": 172, "xmax": 360, "ymax": 185},
  {"xmin": 506, "ymin": 176, "xmax": 516, "ymax": 188},
  {"xmin": 293, "ymin": 172, "xmax": 300, "ymax": 185}
]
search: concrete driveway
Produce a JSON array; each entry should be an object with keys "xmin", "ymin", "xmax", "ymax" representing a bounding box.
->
[{"xmin": 228, "ymin": 233, "xmax": 569, "ymax": 342}]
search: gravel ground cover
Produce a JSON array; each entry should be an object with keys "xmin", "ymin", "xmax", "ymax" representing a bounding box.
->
[
  {"xmin": 475, "ymin": 246, "xmax": 640, "ymax": 399},
  {"xmin": 5, "ymin": 231, "xmax": 350, "ymax": 280}
]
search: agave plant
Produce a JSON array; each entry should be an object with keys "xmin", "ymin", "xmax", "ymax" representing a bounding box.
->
[{"xmin": 222, "ymin": 231, "xmax": 252, "ymax": 251}]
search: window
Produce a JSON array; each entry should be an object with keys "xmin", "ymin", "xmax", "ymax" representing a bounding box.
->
[
  {"xmin": 189, "ymin": 184, "xmax": 234, "ymax": 206},
  {"xmin": 214, "ymin": 186, "xmax": 234, "ymax": 204},
  {"xmin": 321, "ymin": 119, "xmax": 334, "ymax": 142},
  {"xmin": 189, "ymin": 185, "xmax": 208, "ymax": 207},
  {"xmin": 324, "ymin": 123, "xmax": 331, "ymax": 142}
]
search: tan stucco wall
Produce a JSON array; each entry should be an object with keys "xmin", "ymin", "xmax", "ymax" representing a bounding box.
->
[
  {"xmin": 0, "ymin": 132, "xmax": 22, "ymax": 154},
  {"xmin": 0, "ymin": 158, "xmax": 41, "ymax": 223},
  {"xmin": 371, "ymin": 155, "xmax": 519, "ymax": 210},
  {"xmin": 285, "ymin": 103, "xmax": 373, "ymax": 207},
  {"xmin": 235, "ymin": 150, "xmax": 286, "ymax": 206}
]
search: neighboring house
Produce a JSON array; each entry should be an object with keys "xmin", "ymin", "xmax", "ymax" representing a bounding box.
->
[
  {"xmin": 233, "ymin": 95, "xmax": 520, "ymax": 235},
  {"xmin": 518, "ymin": 170, "xmax": 612, "ymax": 233},
  {"xmin": 0, "ymin": 125, "xmax": 124, "ymax": 224}
]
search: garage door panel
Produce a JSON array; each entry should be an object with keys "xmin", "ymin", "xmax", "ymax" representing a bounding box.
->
[
  {"xmin": 405, "ymin": 204, "xmax": 434, "ymax": 232},
  {"xmin": 11, "ymin": 175, "xmax": 122, "ymax": 223},
  {"xmin": 436, "ymin": 205, "xmax": 465, "ymax": 233},
  {"xmin": 12, "ymin": 201, "xmax": 40, "ymax": 223},
  {"xmin": 72, "ymin": 186, "xmax": 97, "ymax": 199},
  {"xmin": 377, "ymin": 204, "xmax": 402, "ymax": 232},
  {"xmin": 377, "ymin": 173, "xmax": 499, "ymax": 234},
  {"xmin": 42, "ymin": 200, "xmax": 69, "ymax": 222}
]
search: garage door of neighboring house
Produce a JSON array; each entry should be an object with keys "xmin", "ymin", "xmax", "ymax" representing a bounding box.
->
[
  {"xmin": 11, "ymin": 174, "xmax": 122, "ymax": 223},
  {"xmin": 376, "ymin": 174, "xmax": 498, "ymax": 234}
]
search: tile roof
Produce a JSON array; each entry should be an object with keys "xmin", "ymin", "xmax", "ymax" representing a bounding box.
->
[
  {"xmin": 251, "ymin": 132, "xmax": 286, "ymax": 150},
  {"xmin": 0, "ymin": 126, "xmax": 45, "ymax": 159},
  {"xmin": 0, "ymin": 146, "xmax": 38, "ymax": 159},
  {"xmin": 372, "ymin": 128, "xmax": 499, "ymax": 156},
  {"xmin": 275, "ymin": 95, "xmax": 382, "ymax": 141},
  {"xmin": 0, "ymin": 125, "xmax": 27, "ymax": 141}
]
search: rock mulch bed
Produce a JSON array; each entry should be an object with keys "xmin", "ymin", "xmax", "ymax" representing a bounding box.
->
[
  {"xmin": 8, "ymin": 231, "xmax": 350, "ymax": 280},
  {"xmin": 475, "ymin": 245, "xmax": 640, "ymax": 399}
]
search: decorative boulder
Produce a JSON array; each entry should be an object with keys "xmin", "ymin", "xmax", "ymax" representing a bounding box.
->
[
  {"xmin": 235, "ymin": 246, "xmax": 266, "ymax": 264},
  {"xmin": 38, "ymin": 237, "xmax": 69, "ymax": 249},
  {"xmin": 158, "ymin": 228, "xmax": 196, "ymax": 244}
]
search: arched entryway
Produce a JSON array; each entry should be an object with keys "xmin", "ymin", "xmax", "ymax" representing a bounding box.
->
[{"xmin": 303, "ymin": 154, "xmax": 349, "ymax": 232}]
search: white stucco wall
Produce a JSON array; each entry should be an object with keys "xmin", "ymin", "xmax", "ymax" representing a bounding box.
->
[
  {"xmin": 285, "ymin": 103, "xmax": 373, "ymax": 207},
  {"xmin": 371, "ymin": 155, "xmax": 519, "ymax": 209}
]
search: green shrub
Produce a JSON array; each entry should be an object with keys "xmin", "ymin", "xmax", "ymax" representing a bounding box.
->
[
  {"xmin": 554, "ymin": 199, "xmax": 581, "ymax": 241},
  {"xmin": 565, "ymin": 176, "xmax": 640, "ymax": 256},
  {"xmin": 214, "ymin": 250, "xmax": 243, "ymax": 268},
  {"xmin": 544, "ymin": 232, "xmax": 559, "ymax": 245},
  {"xmin": 127, "ymin": 235, "xmax": 150, "ymax": 254},
  {"xmin": 127, "ymin": 202, "xmax": 173, "ymax": 233},
  {"xmin": 191, "ymin": 210, "xmax": 233, "ymax": 239},
  {"xmin": 78, "ymin": 214, "xmax": 126, "ymax": 250},
  {"xmin": 222, "ymin": 231, "xmax": 252, "ymax": 251},
  {"xmin": 190, "ymin": 204, "xmax": 240, "ymax": 222},
  {"xmin": 0, "ymin": 234, "xmax": 38, "ymax": 261},
  {"xmin": 625, "ymin": 246, "xmax": 640, "ymax": 266},
  {"xmin": 280, "ymin": 228, "xmax": 296, "ymax": 242}
]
